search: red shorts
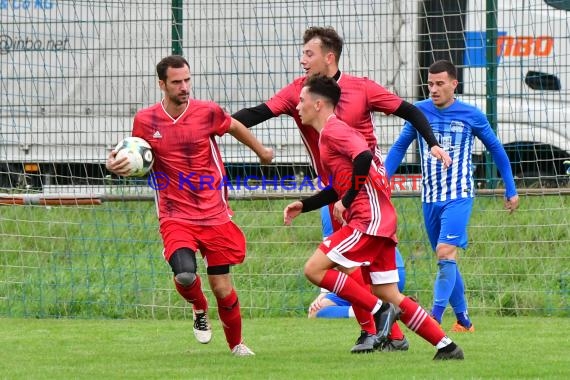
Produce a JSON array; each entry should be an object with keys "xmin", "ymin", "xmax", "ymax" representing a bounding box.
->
[
  {"xmin": 160, "ymin": 219, "xmax": 246, "ymax": 268},
  {"xmin": 318, "ymin": 225, "xmax": 399, "ymax": 285}
]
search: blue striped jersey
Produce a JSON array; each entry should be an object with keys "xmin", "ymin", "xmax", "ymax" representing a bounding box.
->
[{"xmin": 385, "ymin": 98, "xmax": 516, "ymax": 203}]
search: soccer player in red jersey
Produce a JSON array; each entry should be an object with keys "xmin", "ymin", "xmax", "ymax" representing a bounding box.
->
[
  {"xmin": 233, "ymin": 26, "xmax": 451, "ymax": 352},
  {"xmin": 233, "ymin": 26, "xmax": 450, "ymax": 186},
  {"xmin": 284, "ymin": 74, "xmax": 464, "ymax": 360},
  {"xmin": 106, "ymin": 55, "xmax": 273, "ymax": 356}
]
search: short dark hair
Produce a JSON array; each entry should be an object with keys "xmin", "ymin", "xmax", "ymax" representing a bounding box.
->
[
  {"xmin": 156, "ymin": 55, "xmax": 190, "ymax": 81},
  {"xmin": 303, "ymin": 26, "xmax": 343, "ymax": 62},
  {"xmin": 304, "ymin": 74, "xmax": 341, "ymax": 107},
  {"xmin": 429, "ymin": 60, "xmax": 457, "ymax": 80}
]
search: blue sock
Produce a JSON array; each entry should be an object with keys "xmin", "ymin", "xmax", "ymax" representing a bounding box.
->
[
  {"xmin": 450, "ymin": 265, "xmax": 472, "ymax": 328},
  {"xmin": 315, "ymin": 306, "xmax": 351, "ymax": 318},
  {"xmin": 431, "ymin": 259, "xmax": 457, "ymax": 323}
]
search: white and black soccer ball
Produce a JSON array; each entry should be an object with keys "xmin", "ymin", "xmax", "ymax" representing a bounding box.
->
[{"xmin": 114, "ymin": 137, "xmax": 154, "ymax": 177}]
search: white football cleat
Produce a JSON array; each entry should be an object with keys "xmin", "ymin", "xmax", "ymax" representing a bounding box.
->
[
  {"xmin": 192, "ymin": 311, "xmax": 212, "ymax": 344},
  {"xmin": 231, "ymin": 343, "xmax": 255, "ymax": 356}
]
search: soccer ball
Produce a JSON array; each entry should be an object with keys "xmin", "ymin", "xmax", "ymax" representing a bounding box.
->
[{"xmin": 114, "ymin": 137, "xmax": 154, "ymax": 177}]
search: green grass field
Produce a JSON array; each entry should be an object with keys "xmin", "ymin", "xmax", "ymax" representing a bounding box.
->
[
  {"xmin": 2, "ymin": 316, "xmax": 569, "ymax": 379},
  {"xmin": 1, "ymin": 196, "xmax": 568, "ymax": 318},
  {"xmin": 0, "ymin": 195, "xmax": 568, "ymax": 378}
]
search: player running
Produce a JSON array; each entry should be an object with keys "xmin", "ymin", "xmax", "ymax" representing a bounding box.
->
[
  {"xmin": 233, "ymin": 26, "xmax": 451, "ymax": 353},
  {"xmin": 385, "ymin": 60, "xmax": 519, "ymax": 331},
  {"xmin": 284, "ymin": 74, "xmax": 464, "ymax": 360},
  {"xmin": 106, "ymin": 55, "xmax": 273, "ymax": 356}
]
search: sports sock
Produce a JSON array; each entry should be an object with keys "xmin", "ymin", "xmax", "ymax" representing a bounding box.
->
[
  {"xmin": 216, "ymin": 288, "xmax": 242, "ymax": 349},
  {"xmin": 318, "ymin": 269, "xmax": 381, "ymax": 315},
  {"xmin": 348, "ymin": 269, "xmax": 376, "ymax": 335},
  {"xmin": 173, "ymin": 275, "xmax": 208, "ymax": 312},
  {"xmin": 455, "ymin": 311, "xmax": 472, "ymax": 328},
  {"xmin": 436, "ymin": 340, "xmax": 457, "ymax": 351},
  {"xmin": 316, "ymin": 306, "xmax": 351, "ymax": 318},
  {"xmin": 388, "ymin": 322, "xmax": 405, "ymax": 341},
  {"xmin": 431, "ymin": 259, "xmax": 457, "ymax": 323},
  {"xmin": 450, "ymin": 265, "xmax": 472, "ymax": 328},
  {"xmin": 399, "ymin": 296, "xmax": 446, "ymax": 346},
  {"xmin": 431, "ymin": 305, "xmax": 445, "ymax": 324}
]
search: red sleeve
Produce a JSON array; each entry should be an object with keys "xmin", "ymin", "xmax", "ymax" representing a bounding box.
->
[
  {"xmin": 365, "ymin": 78, "xmax": 403, "ymax": 115},
  {"xmin": 211, "ymin": 103, "xmax": 232, "ymax": 136},
  {"xmin": 265, "ymin": 80, "xmax": 300, "ymax": 116},
  {"xmin": 131, "ymin": 113, "xmax": 145, "ymax": 138}
]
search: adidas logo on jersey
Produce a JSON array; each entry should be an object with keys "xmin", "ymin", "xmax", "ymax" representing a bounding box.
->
[{"xmin": 153, "ymin": 130, "xmax": 162, "ymax": 139}]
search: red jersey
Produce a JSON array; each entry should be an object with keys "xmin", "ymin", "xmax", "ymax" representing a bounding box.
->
[
  {"xmin": 132, "ymin": 99, "xmax": 233, "ymax": 225},
  {"xmin": 319, "ymin": 115, "xmax": 397, "ymax": 240},
  {"xmin": 265, "ymin": 72, "xmax": 402, "ymax": 179}
]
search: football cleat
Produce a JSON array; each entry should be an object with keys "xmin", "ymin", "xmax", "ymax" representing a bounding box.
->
[
  {"xmin": 231, "ymin": 343, "xmax": 255, "ymax": 356},
  {"xmin": 373, "ymin": 303, "xmax": 400, "ymax": 346},
  {"xmin": 451, "ymin": 321, "xmax": 475, "ymax": 332},
  {"xmin": 433, "ymin": 343, "xmax": 465, "ymax": 360},
  {"xmin": 193, "ymin": 311, "xmax": 212, "ymax": 344},
  {"xmin": 378, "ymin": 336, "xmax": 410, "ymax": 352},
  {"xmin": 350, "ymin": 331, "xmax": 378, "ymax": 354}
]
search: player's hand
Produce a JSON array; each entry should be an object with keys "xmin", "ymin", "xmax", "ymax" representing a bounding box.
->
[
  {"xmin": 332, "ymin": 200, "xmax": 346, "ymax": 225},
  {"xmin": 284, "ymin": 201, "xmax": 303, "ymax": 226},
  {"xmin": 308, "ymin": 293, "xmax": 327, "ymax": 317},
  {"xmin": 430, "ymin": 145, "xmax": 452, "ymax": 168},
  {"xmin": 105, "ymin": 150, "xmax": 131, "ymax": 176},
  {"xmin": 258, "ymin": 146, "xmax": 274, "ymax": 165},
  {"xmin": 504, "ymin": 194, "xmax": 519, "ymax": 213}
]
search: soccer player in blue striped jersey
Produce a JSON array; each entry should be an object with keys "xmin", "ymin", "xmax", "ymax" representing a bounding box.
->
[{"xmin": 385, "ymin": 60, "xmax": 519, "ymax": 332}]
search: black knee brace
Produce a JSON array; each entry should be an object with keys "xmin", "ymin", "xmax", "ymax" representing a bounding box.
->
[{"xmin": 169, "ymin": 248, "xmax": 198, "ymax": 286}]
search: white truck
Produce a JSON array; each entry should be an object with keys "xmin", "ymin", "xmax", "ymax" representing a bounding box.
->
[
  {"xmin": 380, "ymin": 0, "xmax": 570, "ymax": 188},
  {"xmin": 452, "ymin": 0, "xmax": 570, "ymax": 187},
  {"xmin": 1, "ymin": 0, "xmax": 568, "ymax": 191}
]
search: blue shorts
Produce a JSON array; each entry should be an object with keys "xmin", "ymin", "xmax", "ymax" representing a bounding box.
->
[
  {"xmin": 320, "ymin": 205, "xmax": 334, "ymax": 238},
  {"xmin": 422, "ymin": 197, "xmax": 474, "ymax": 251},
  {"xmin": 395, "ymin": 246, "xmax": 404, "ymax": 268}
]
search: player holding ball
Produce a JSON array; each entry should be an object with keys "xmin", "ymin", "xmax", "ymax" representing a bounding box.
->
[{"xmin": 106, "ymin": 55, "xmax": 273, "ymax": 356}]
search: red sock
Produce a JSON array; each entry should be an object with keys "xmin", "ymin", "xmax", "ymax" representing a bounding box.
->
[
  {"xmin": 348, "ymin": 269, "xmax": 376, "ymax": 334},
  {"xmin": 173, "ymin": 275, "xmax": 208, "ymax": 312},
  {"xmin": 319, "ymin": 269, "xmax": 379, "ymax": 312},
  {"xmin": 388, "ymin": 322, "xmax": 405, "ymax": 340},
  {"xmin": 216, "ymin": 289, "xmax": 242, "ymax": 349},
  {"xmin": 352, "ymin": 307, "xmax": 375, "ymax": 334},
  {"xmin": 398, "ymin": 296, "xmax": 445, "ymax": 346}
]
